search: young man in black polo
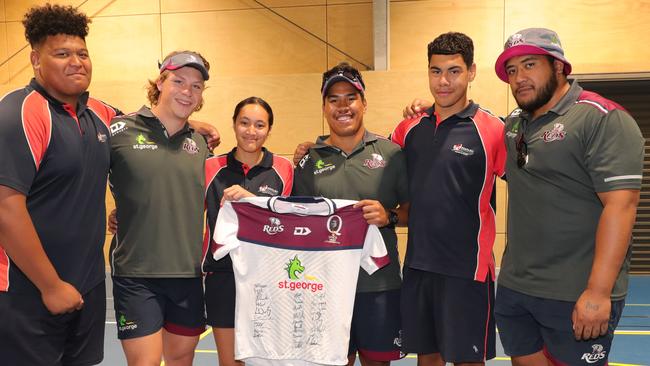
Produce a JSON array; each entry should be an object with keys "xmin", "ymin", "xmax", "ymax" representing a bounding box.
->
[
  {"xmin": 395, "ymin": 32, "xmax": 505, "ymax": 366},
  {"xmin": 0, "ymin": 5, "xmax": 118, "ymax": 365}
]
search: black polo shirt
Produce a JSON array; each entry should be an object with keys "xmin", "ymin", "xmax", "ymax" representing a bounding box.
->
[
  {"xmin": 391, "ymin": 102, "xmax": 505, "ymax": 282},
  {"xmin": 0, "ymin": 78, "xmax": 118, "ymax": 295},
  {"xmin": 202, "ymin": 147, "xmax": 294, "ymax": 273}
]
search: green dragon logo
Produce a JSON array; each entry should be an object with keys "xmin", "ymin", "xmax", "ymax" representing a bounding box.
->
[
  {"xmin": 136, "ymin": 134, "xmax": 154, "ymax": 145},
  {"xmin": 118, "ymin": 314, "xmax": 127, "ymax": 327},
  {"xmin": 285, "ymin": 255, "xmax": 305, "ymax": 280}
]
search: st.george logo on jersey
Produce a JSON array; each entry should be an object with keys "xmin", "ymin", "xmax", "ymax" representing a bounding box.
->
[{"xmin": 263, "ymin": 217, "xmax": 284, "ymax": 235}]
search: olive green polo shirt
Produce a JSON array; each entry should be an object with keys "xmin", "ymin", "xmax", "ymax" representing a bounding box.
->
[
  {"xmin": 109, "ymin": 106, "xmax": 209, "ymax": 277},
  {"xmin": 293, "ymin": 131, "xmax": 409, "ymax": 292},
  {"xmin": 500, "ymin": 81, "xmax": 644, "ymax": 301}
]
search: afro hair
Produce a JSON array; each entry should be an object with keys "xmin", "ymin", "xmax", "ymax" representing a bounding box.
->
[{"xmin": 23, "ymin": 4, "xmax": 91, "ymax": 47}]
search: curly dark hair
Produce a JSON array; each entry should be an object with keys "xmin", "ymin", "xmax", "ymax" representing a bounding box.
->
[
  {"xmin": 23, "ymin": 4, "xmax": 91, "ymax": 47},
  {"xmin": 427, "ymin": 32, "xmax": 474, "ymax": 68}
]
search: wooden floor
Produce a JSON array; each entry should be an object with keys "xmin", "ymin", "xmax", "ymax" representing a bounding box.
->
[{"xmin": 100, "ymin": 276, "xmax": 650, "ymax": 366}]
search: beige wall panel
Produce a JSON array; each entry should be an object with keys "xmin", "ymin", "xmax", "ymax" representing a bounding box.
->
[
  {"xmin": 161, "ymin": 10, "xmax": 327, "ymax": 76},
  {"xmin": 0, "ymin": 23, "xmax": 9, "ymax": 84},
  {"xmin": 90, "ymin": 80, "xmax": 150, "ymax": 114},
  {"xmin": 188, "ymin": 73, "xmax": 324, "ymax": 156},
  {"xmin": 4, "ymin": 0, "xmax": 77, "ymax": 21},
  {"xmin": 494, "ymin": 233, "xmax": 505, "ymax": 267},
  {"xmin": 390, "ymin": 0, "xmax": 504, "ymax": 72},
  {"xmin": 496, "ymin": 179, "xmax": 507, "ymax": 234},
  {"xmin": 5, "ymin": 21, "xmax": 32, "ymax": 84},
  {"xmin": 504, "ymin": 0, "xmax": 650, "ymax": 73},
  {"xmin": 160, "ymin": 0, "xmax": 329, "ymax": 13},
  {"xmin": 81, "ymin": 0, "xmax": 160, "ymax": 17},
  {"xmin": 274, "ymin": 5, "xmax": 327, "ymax": 40},
  {"xmin": 397, "ymin": 232, "xmax": 407, "ymax": 266},
  {"xmin": 326, "ymin": 3, "xmax": 373, "ymax": 70},
  {"xmin": 0, "ymin": 0, "xmax": 5, "ymax": 21},
  {"xmin": 104, "ymin": 234, "xmax": 111, "ymax": 266},
  {"xmin": 362, "ymin": 70, "xmax": 429, "ymax": 136},
  {"xmin": 87, "ymin": 15, "xmax": 162, "ymax": 84},
  {"xmin": 326, "ymin": 50, "xmax": 371, "ymax": 73},
  {"xmin": 5, "ymin": 0, "xmax": 158, "ymax": 20}
]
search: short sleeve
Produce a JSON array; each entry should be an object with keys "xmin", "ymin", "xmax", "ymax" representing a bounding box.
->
[
  {"xmin": 584, "ymin": 109, "xmax": 644, "ymax": 192},
  {"xmin": 359, "ymin": 225, "xmax": 389, "ymax": 274},
  {"xmin": 212, "ymin": 201, "xmax": 242, "ymax": 261},
  {"xmin": 0, "ymin": 91, "xmax": 46, "ymax": 194},
  {"xmin": 291, "ymin": 151, "xmax": 316, "ymax": 196},
  {"xmin": 392, "ymin": 149, "xmax": 409, "ymax": 204}
]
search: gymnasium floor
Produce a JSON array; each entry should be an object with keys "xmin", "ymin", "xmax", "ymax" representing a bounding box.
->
[{"xmin": 100, "ymin": 276, "xmax": 650, "ymax": 366}]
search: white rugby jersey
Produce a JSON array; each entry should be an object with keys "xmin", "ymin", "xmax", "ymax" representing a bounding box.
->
[{"xmin": 213, "ymin": 196, "xmax": 389, "ymax": 366}]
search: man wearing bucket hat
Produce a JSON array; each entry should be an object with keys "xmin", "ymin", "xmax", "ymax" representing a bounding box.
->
[
  {"xmin": 108, "ymin": 50, "xmax": 211, "ymax": 365},
  {"xmin": 494, "ymin": 28, "xmax": 643, "ymax": 365}
]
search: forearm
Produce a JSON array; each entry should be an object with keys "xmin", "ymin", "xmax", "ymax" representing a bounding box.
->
[
  {"xmin": 0, "ymin": 187, "xmax": 61, "ymax": 292},
  {"xmin": 394, "ymin": 202, "xmax": 410, "ymax": 227},
  {"xmin": 587, "ymin": 190, "xmax": 639, "ymax": 296}
]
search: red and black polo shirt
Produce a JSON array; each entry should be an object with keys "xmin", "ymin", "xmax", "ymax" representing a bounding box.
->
[
  {"xmin": 391, "ymin": 102, "xmax": 505, "ymax": 282},
  {"xmin": 201, "ymin": 147, "xmax": 293, "ymax": 273},
  {"xmin": 0, "ymin": 78, "xmax": 118, "ymax": 294}
]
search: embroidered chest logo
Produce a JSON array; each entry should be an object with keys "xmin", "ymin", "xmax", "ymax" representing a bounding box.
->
[
  {"xmin": 110, "ymin": 121, "xmax": 127, "ymax": 136},
  {"xmin": 325, "ymin": 215, "xmax": 343, "ymax": 244},
  {"xmin": 581, "ymin": 344, "xmax": 606, "ymax": 364},
  {"xmin": 182, "ymin": 138, "xmax": 199, "ymax": 155},
  {"xmin": 542, "ymin": 123, "xmax": 566, "ymax": 142},
  {"xmin": 506, "ymin": 120, "xmax": 521, "ymax": 139},
  {"xmin": 313, "ymin": 159, "xmax": 335, "ymax": 175},
  {"xmin": 451, "ymin": 144, "xmax": 474, "ymax": 156},
  {"xmin": 258, "ymin": 185, "xmax": 279, "ymax": 196},
  {"xmin": 263, "ymin": 217, "xmax": 284, "ymax": 235},
  {"xmin": 97, "ymin": 132, "xmax": 107, "ymax": 143},
  {"xmin": 133, "ymin": 134, "xmax": 158, "ymax": 150},
  {"xmin": 363, "ymin": 153, "xmax": 387, "ymax": 169}
]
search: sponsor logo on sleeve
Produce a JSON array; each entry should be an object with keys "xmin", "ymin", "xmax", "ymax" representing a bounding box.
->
[{"xmin": 110, "ymin": 121, "xmax": 127, "ymax": 136}]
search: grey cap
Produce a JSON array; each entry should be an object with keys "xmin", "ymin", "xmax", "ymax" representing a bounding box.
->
[{"xmin": 158, "ymin": 52, "xmax": 210, "ymax": 81}]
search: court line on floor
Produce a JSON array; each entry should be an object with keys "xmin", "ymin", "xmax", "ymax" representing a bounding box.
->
[{"xmin": 105, "ymin": 323, "xmax": 649, "ymax": 365}]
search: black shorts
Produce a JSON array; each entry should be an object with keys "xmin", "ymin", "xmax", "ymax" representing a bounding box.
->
[
  {"xmin": 400, "ymin": 268, "xmax": 496, "ymax": 363},
  {"xmin": 204, "ymin": 271, "xmax": 236, "ymax": 328},
  {"xmin": 112, "ymin": 277, "xmax": 205, "ymax": 339},
  {"xmin": 495, "ymin": 285, "xmax": 624, "ymax": 365},
  {"xmin": 349, "ymin": 289, "xmax": 402, "ymax": 361},
  {"xmin": 0, "ymin": 281, "xmax": 106, "ymax": 366}
]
